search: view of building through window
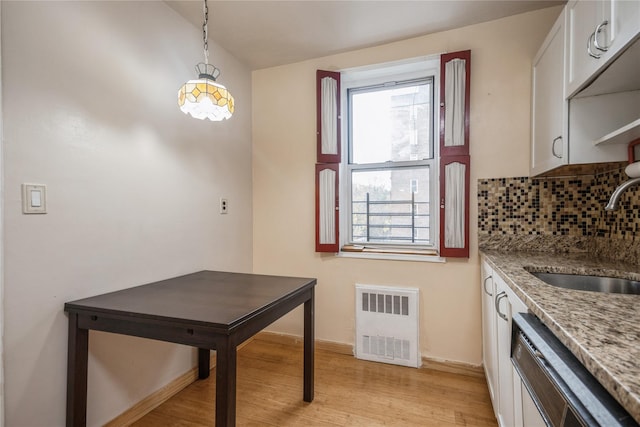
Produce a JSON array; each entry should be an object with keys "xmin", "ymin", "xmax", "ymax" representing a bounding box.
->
[{"xmin": 349, "ymin": 78, "xmax": 434, "ymax": 245}]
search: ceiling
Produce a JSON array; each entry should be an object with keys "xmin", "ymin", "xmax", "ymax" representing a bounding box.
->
[{"xmin": 166, "ymin": 0, "xmax": 563, "ymax": 70}]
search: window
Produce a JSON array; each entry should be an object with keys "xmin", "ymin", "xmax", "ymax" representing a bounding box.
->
[
  {"xmin": 315, "ymin": 51, "xmax": 471, "ymax": 258},
  {"xmin": 347, "ymin": 74, "xmax": 437, "ymax": 248}
]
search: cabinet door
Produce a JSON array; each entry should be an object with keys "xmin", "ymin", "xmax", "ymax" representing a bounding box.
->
[
  {"xmin": 566, "ymin": 0, "xmax": 640, "ymax": 97},
  {"xmin": 566, "ymin": 0, "xmax": 606, "ymax": 96},
  {"xmin": 512, "ymin": 365, "xmax": 524, "ymax": 427},
  {"xmin": 520, "ymin": 380, "xmax": 547, "ymax": 427},
  {"xmin": 481, "ymin": 261, "xmax": 499, "ymax": 413},
  {"xmin": 494, "ymin": 275, "xmax": 528, "ymax": 427},
  {"xmin": 494, "ymin": 278, "xmax": 514, "ymax": 427},
  {"xmin": 531, "ymin": 9, "xmax": 567, "ymax": 176},
  {"xmin": 611, "ymin": 0, "xmax": 640, "ymax": 58}
]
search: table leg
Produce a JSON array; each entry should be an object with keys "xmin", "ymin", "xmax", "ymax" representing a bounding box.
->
[
  {"xmin": 215, "ymin": 337, "xmax": 237, "ymax": 427},
  {"xmin": 198, "ymin": 348, "xmax": 210, "ymax": 379},
  {"xmin": 303, "ymin": 287, "xmax": 315, "ymax": 402},
  {"xmin": 66, "ymin": 313, "xmax": 89, "ymax": 427}
]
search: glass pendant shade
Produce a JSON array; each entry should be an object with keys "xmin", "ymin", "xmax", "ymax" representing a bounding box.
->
[
  {"xmin": 178, "ymin": 63, "xmax": 234, "ymax": 121},
  {"xmin": 179, "ymin": 1, "xmax": 233, "ymax": 121}
]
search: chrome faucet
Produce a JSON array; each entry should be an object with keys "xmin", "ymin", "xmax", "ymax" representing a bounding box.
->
[{"xmin": 605, "ymin": 177, "xmax": 640, "ymax": 210}]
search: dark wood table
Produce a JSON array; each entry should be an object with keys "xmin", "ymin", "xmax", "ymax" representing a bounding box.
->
[{"xmin": 64, "ymin": 271, "xmax": 316, "ymax": 427}]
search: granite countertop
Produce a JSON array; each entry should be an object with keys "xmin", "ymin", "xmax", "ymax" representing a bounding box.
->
[{"xmin": 480, "ymin": 250, "xmax": 640, "ymax": 424}]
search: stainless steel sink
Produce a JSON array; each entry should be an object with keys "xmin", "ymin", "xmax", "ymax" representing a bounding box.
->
[{"xmin": 530, "ymin": 272, "xmax": 640, "ymax": 295}]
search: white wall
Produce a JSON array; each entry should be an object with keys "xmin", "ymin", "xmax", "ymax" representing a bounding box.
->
[
  {"xmin": 0, "ymin": 3, "xmax": 4, "ymax": 425},
  {"xmin": 2, "ymin": 2, "xmax": 252, "ymax": 426},
  {"xmin": 252, "ymin": 7, "xmax": 561, "ymax": 365}
]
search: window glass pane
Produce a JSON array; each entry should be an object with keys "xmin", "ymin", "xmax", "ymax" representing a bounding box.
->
[
  {"xmin": 351, "ymin": 167, "xmax": 430, "ymax": 245},
  {"xmin": 351, "ymin": 81, "xmax": 432, "ymax": 164}
]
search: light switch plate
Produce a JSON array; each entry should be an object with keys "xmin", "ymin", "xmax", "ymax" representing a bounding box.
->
[{"xmin": 22, "ymin": 184, "xmax": 47, "ymax": 214}]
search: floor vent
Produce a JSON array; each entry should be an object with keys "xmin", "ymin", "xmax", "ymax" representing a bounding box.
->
[{"xmin": 355, "ymin": 284, "xmax": 421, "ymax": 368}]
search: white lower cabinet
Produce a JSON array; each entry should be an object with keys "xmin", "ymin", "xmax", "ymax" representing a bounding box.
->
[
  {"xmin": 512, "ymin": 363, "xmax": 546, "ymax": 427},
  {"xmin": 481, "ymin": 258, "xmax": 529, "ymax": 427},
  {"xmin": 520, "ymin": 380, "xmax": 547, "ymax": 427},
  {"xmin": 481, "ymin": 261, "xmax": 498, "ymax": 412}
]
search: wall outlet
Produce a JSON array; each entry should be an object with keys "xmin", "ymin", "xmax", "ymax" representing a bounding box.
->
[{"xmin": 220, "ymin": 198, "xmax": 228, "ymax": 214}]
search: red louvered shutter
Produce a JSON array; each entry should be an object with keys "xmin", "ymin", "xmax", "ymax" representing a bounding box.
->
[
  {"xmin": 316, "ymin": 70, "xmax": 341, "ymax": 252},
  {"xmin": 439, "ymin": 51, "xmax": 471, "ymax": 258}
]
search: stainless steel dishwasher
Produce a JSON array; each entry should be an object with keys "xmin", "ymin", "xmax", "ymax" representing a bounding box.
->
[{"xmin": 511, "ymin": 313, "xmax": 638, "ymax": 427}]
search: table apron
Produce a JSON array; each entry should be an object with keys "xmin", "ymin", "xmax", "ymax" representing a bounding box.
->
[
  {"xmin": 230, "ymin": 287, "xmax": 313, "ymax": 344},
  {"xmin": 75, "ymin": 312, "xmax": 223, "ymax": 348}
]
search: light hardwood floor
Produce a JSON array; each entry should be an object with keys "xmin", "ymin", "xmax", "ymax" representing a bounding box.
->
[{"xmin": 131, "ymin": 337, "xmax": 498, "ymax": 426}]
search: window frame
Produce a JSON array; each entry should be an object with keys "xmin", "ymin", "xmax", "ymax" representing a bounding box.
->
[{"xmin": 340, "ymin": 58, "xmax": 441, "ymax": 251}]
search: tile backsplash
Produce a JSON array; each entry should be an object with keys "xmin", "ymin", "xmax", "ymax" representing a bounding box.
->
[{"xmin": 478, "ymin": 166, "xmax": 640, "ymax": 263}]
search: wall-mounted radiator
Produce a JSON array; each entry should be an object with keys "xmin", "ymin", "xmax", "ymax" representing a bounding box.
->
[{"xmin": 355, "ymin": 284, "xmax": 421, "ymax": 368}]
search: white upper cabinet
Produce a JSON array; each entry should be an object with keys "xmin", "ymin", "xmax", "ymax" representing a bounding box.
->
[
  {"xmin": 566, "ymin": 0, "xmax": 605, "ymax": 96},
  {"xmin": 566, "ymin": 0, "xmax": 640, "ymax": 97},
  {"xmin": 531, "ymin": 9, "xmax": 568, "ymax": 176},
  {"xmin": 531, "ymin": 1, "xmax": 638, "ymax": 176}
]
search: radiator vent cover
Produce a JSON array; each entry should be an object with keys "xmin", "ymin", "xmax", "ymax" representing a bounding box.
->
[{"xmin": 355, "ymin": 284, "xmax": 421, "ymax": 368}]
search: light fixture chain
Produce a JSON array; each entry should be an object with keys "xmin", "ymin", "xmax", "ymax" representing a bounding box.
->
[{"xmin": 202, "ymin": 0, "xmax": 209, "ymax": 64}]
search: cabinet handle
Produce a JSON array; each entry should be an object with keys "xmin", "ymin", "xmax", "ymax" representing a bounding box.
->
[
  {"xmin": 495, "ymin": 291, "xmax": 508, "ymax": 321},
  {"xmin": 483, "ymin": 276, "xmax": 493, "ymax": 296},
  {"xmin": 587, "ymin": 32, "xmax": 602, "ymax": 59},
  {"xmin": 551, "ymin": 136, "xmax": 562, "ymax": 158},
  {"xmin": 593, "ymin": 20, "xmax": 610, "ymax": 52}
]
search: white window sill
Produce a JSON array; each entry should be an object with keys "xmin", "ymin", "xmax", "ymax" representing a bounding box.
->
[{"xmin": 336, "ymin": 251, "xmax": 446, "ymax": 263}]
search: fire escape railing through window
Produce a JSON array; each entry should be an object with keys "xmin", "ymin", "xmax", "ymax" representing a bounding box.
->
[{"xmin": 352, "ymin": 193, "xmax": 430, "ymax": 244}]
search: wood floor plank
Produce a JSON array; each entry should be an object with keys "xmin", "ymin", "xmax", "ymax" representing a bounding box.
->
[{"xmin": 131, "ymin": 338, "xmax": 497, "ymax": 427}]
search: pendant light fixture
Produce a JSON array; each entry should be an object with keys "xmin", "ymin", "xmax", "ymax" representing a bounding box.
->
[{"xmin": 178, "ymin": 0, "xmax": 234, "ymax": 121}]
